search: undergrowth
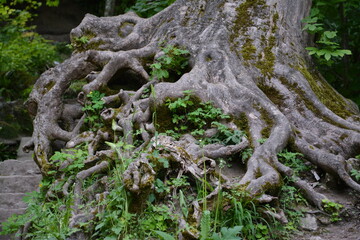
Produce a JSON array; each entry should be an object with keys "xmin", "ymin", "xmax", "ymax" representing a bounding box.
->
[{"xmin": 0, "ymin": 86, "xmax": 338, "ymax": 240}]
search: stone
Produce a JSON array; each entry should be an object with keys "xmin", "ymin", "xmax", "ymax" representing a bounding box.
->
[
  {"xmin": 300, "ymin": 214, "xmax": 318, "ymax": 231},
  {"xmin": 0, "ymin": 176, "xmax": 41, "ymax": 193},
  {"xmin": 0, "ymin": 160, "xmax": 40, "ymax": 176}
]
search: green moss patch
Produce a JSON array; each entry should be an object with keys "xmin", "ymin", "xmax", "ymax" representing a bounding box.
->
[
  {"xmin": 255, "ymin": 35, "xmax": 276, "ymax": 78},
  {"xmin": 241, "ymin": 38, "xmax": 257, "ymax": 62},
  {"xmin": 256, "ymin": 105, "xmax": 274, "ymax": 139},
  {"xmin": 258, "ymin": 82, "xmax": 285, "ymax": 107},
  {"xmin": 296, "ymin": 65, "xmax": 355, "ymax": 119}
]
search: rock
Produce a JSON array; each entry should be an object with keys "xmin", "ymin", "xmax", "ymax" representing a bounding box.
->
[
  {"xmin": 0, "ymin": 137, "xmax": 41, "ymax": 239},
  {"xmin": 300, "ymin": 214, "xmax": 318, "ymax": 231},
  {"xmin": 317, "ymin": 215, "xmax": 332, "ymax": 225},
  {"xmin": 309, "ymin": 237, "xmax": 323, "ymax": 240}
]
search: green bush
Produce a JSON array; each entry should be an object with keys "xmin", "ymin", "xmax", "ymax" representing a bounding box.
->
[
  {"xmin": 127, "ymin": 0, "xmax": 176, "ymax": 18},
  {"xmin": 0, "ymin": 1, "xmax": 61, "ymax": 101}
]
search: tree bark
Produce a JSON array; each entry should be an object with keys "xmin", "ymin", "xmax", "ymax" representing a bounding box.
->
[{"xmin": 24, "ymin": 0, "xmax": 360, "ymax": 238}]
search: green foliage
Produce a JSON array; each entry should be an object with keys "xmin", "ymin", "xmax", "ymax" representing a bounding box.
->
[
  {"xmin": 150, "ymin": 44, "xmax": 189, "ymax": 81},
  {"xmin": 153, "ymin": 230, "xmax": 176, "ymax": 240},
  {"xmin": 50, "ymin": 147, "xmax": 87, "ymax": 175},
  {"xmin": 82, "ymin": 91, "xmax": 106, "ymax": 131},
  {"xmin": 70, "ymin": 36, "xmax": 91, "ymax": 51},
  {"xmin": 351, "ymin": 169, "xmax": 360, "ymax": 182},
  {"xmin": 241, "ymin": 148, "xmax": 253, "ymax": 163},
  {"xmin": 322, "ymin": 199, "xmax": 343, "ymax": 222},
  {"xmin": 140, "ymin": 204, "xmax": 176, "ymax": 234},
  {"xmin": 0, "ymin": 140, "xmax": 17, "ymax": 161},
  {"xmin": 277, "ymin": 150, "xmax": 309, "ymax": 176},
  {"xmin": 93, "ymin": 153, "xmax": 134, "ymax": 240},
  {"xmin": 304, "ymin": 0, "xmax": 360, "ymax": 106},
  {"xmin": 127, "ymin": 0, "xmax": 176, "ymax": 18},
  {"xmin": 0, "ymin": 0, "xmax": 61, "ymax": 101},
  {"xmin": 0, "ymin": 191, "xmax": 78, "ymax": 239},
  {"xmin": 279, "ymin": 184, "xmax": 306, "ymax": 231},
  {"xmin": 200, "ymin": 210, "xmax": 211, "ymax": 240},
  {"xmin": 211, "ymin": 226, "xmax": 243, "ymax": 240},
  {"xmin": 164, "ymin": 90, "xmax": 231, "ymax": 139},
  {"xmin": 303, "ymin": 5, "xmax": 351, "ymax": 63},
  {"xmin": 93, "ymin": 182, "xmax": 134, "ymax": 240},
  {"xmin": 205, "ymin": 122, "xmax": 245, "ymax": 146}
]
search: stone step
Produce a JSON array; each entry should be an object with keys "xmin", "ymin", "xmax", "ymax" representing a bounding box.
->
[
  {"xmin": 0, "ymin": 193, "xmax": 28, "ymax": 209},
  {"xmin": 0, "ymin": 207, "xmax": 27, "ymax": 222},
  {"xmin": 16, "ymin": 156, "xmax": 34, "ymax": 162},
  {"xmin": 0, "ymin": 176, "xmax": 41, "ymax": 194},
  {"xmin": 0, "ymin": 160, "xmax": 40, "ymax": 176},
  {"xmin": 0, "ymin": 208, "xmax": 26, "ymax": 240}
]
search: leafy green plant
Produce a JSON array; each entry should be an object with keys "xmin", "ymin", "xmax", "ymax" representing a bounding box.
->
[
  {"xmin": 241, "ymin": 148, "xmax": 253, "ymax": 163},
  {"xmin": 322, "ymin": 199, "xmax": 343, "ymax": 222},
  {"xmin": 277, "ymin": 150, "xmax": 309, "ymax": 176},
  {"xmin": 153, "ymin": 230, "xmax": 176, "ymax": 240},
  {"xmin": 205, "ymin": 122, "xmax": 245, "ymax": 146},
  {"xmin": 70, "ymin": 36, "xmax": 91, "ymax": 52},
  {"xmin": 200, "ymin": 210, "xmax": 212, "ymax": 240},
  {"xmin": 50, "ymin": 147, "xmax": 87, "ymax": 175},
  {"xmin": 211, "ymin": 226, "xmax": 243, "ymax": 240},
  {"xmin": 0, "ymin": 140, "xmax": 17, "ymax": 161},
  {"xmin": 0, "ymin": 191, "xmax": 77, "ymax": 239},
  {"xmin": 350, "ymin": 169, "xmax": 360, "ymax": 182},
  {"xmin": 0, "ymin": 1, "xmax": 60, "ymax": 101},
  {"xmin": 127, "ymin": 0, "xmax": 176, "ymax": 18},
  {"xmin": 82, "ymin": 91, "xmax": 105, "ymax": 131},
  {"xmin": 303, "ymin": 7, "xmax": 351, "ymax": 63},
  {"xmin": 140, "ymin": 204, "xmax": 177, "ymax": 235},
  {"xmin": 150, "ymin": 44, "xmax": 189, "ymax": 81},
  {"xmin": 164, "ymin": 90, "xmax": 230, "ymax": 139}
]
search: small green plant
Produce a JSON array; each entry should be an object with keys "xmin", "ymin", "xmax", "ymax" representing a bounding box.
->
[
  {"xmin": 50, "ymin": 147, "xmax": 87, "ymax": 175},
  {"xmin": 241, "ymin": 148, "xmax": 253, "ymax": 163},
  {"xmin": 140, "ymin": 204, "xmax": 177, "ymax": 235},
  {"xmin": 153, "ymin": 230, "xmax": 176, "ymax": 240},
  {"xmin": 211, "ymin": 226, "xmax": 243, "ymax": 240},
  {"xmin": 351, "ymin": 169, "xmax": 360, "ymax": 182},
  {"xmin": 0, "ymin": 191, "xmax": 77, "ymax": 239},
  {"xmin": 0, "ymin": 140, "xmax": 17, "ymax": 161},
  {"xmin": 82, "ymin": 91, "xmax": 105, "ymax": 131},
  {"xmin": 255, "ymin": 224, "xmax": 270, "ymax": 240},
  {"xmin": 302, "ymin": 7, "xmax": 351, "ymax": 64},
  {"xmin": 70, "ymin": 36, "xmax": 91, "ymax": 51},
  {"xmin": 322, "ymin": 199, "xmax": 343, "ymax": 222},
  {"xmin": 164, "ymin": 90, "xmax": 231, "ymax": 139},
  {"xmin": 150, "ymin": 44, "xmax": 189, "ymax": 81},
  {"xmin": 200, "ymin": 210, "xmax": 212, "ymax": 240},
  {"xmin": 127, "ymin": 0, "xmax": 176, "ymax": 18},
  {"xmin": 277, "ymin": 150, "xmax": 309, "ymax": 176},
  {"xmin": 205, "ymin": 122, "xmax": 245, "ymax": 145}
]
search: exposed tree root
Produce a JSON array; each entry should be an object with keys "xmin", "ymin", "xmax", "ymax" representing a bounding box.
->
[{"xmin": 21, "ymin": 0, "xmax": 360, "ymax": 239}]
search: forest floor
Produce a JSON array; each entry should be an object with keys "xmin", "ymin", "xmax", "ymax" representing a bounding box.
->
[{"xmin": 295, "ymin": 184, "xmax": 360, "ymax": 240}]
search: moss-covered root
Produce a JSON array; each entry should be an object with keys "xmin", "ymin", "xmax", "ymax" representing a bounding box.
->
[{"xmin": 239, "ymin": 101, "xmax": 292, "ymax": 199}]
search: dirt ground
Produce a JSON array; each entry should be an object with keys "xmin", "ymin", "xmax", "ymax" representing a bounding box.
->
[{"xmin": 295, "ymin": 183, "xmax": 360, "ymax": 240}]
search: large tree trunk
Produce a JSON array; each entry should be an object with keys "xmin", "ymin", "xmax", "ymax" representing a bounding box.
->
[{"xmin": 23, "ymin": 0, "xmax": 360, "ymax": 238}]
